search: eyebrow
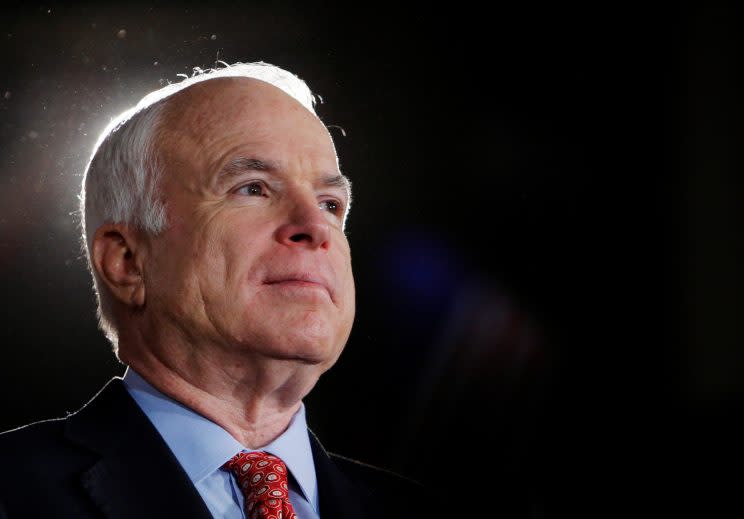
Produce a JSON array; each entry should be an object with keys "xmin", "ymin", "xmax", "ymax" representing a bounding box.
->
[
  {"xmin": 217, "ymin": 156, "xmax": 352, "ymax": 199},
  {"xmin": 218, "ymin": 157, "xmax": 272, "ymax": 181}
]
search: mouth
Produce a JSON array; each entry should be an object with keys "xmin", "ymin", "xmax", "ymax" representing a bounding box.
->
[{"xmin": 263, "ymin": 275, "xmax": 333, "ymax": 301}]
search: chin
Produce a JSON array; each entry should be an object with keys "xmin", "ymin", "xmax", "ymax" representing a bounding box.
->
[
  {"xmin": 273, "ymin": 334, "xmax": 341, "ymax": 366},
  {"xmin": 231, "ymin": 304, "xmax": 350, "ymax": 365}
]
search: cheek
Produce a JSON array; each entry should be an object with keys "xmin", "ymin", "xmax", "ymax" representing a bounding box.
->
[
  {"xmin": 336, "ymin": 245, "xmax": 355, "ymax": 302},
  {"xmin": 331, "ymin": 246, "xmax": 356, "ymax": 334},
  {"xmin": 208, "ymin": 218, "xmax": 271, "ymax": 296},
  {"xmin": 341, "ymin": 266, "xmax": 355, "ymax": 312},
  {"xmin": 145, "ymin": 234, "xmax": 206, "ymax": 323},
  {"xmin": 155, "ymin": 218, "xmax": 232, "ymax": 305}
]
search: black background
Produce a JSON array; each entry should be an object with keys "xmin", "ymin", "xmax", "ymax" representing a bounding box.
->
[{"xmin": 1, "ymin": 2, "xmax": 741, "ymax": 517}]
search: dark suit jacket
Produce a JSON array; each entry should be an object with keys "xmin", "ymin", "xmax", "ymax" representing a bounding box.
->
[{"xmin": 0, "ymin": 378, "xmax": 429, "ymax": 518}]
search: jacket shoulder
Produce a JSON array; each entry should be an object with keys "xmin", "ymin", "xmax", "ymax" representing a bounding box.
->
[
  {"xmin": 0, "ymin": 414, "xmax": 101, "ymax": 481},
  {"xmin": 0, "ymin": 415, "xmax": 101, "ymax": 517},
  {"xmin": 328, "ymin": 452, "xmax": 427, "ymax": 496},
  {"xmin": 327, "ymin": 452, "xmax": 436, "ymax": 517},
  {"xmin": 0, "ymin": 417, "xmax": 68, "ymax": 459}
]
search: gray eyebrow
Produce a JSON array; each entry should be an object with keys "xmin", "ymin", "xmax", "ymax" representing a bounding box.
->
[
  {"xmin": 217, "ymin": 157, "xmax": 273, "ymax": 180},
  {"xmin": 217, "ymin": 156, "xmax": 352, "ymax": 200},
  {"xmin": 323, "ymin": 175, "xmax": 353, "ymax": 201},
  {"xmin": 214, "ymin": 157, "xmax": 277, "ymax": 190},
  {"xmin": 226, "ymin": 157, "xmax": 272, "ymax": 171}
]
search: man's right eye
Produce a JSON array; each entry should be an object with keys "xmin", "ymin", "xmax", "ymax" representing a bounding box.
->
[{"xmin": 235, "ymin": 182, "xmax": 266, "ymax": 197}]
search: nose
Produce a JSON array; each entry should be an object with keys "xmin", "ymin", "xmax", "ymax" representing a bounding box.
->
[{"xmin": 274, "ymin": 195, "xmax": 331, "ymax": 250}]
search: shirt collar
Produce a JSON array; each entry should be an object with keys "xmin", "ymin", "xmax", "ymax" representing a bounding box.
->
[{"xmin": 122, "ymin": 367, "xmax": 318, "ymax": 506}]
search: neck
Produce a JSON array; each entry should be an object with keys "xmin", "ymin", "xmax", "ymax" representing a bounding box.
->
[{"xmin": 119, "ymin": 335, "xmax": 320, "ymax": 449}]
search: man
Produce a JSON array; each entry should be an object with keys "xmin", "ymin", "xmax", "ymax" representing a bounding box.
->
[{"xmin": 0, "ymin": 62, "xmax": 427, "ymax": 518}]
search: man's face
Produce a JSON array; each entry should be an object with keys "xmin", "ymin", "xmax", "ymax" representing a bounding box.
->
[{"xmin": 144, "ymin": 78, "xmax": 355, "ymax": 371}]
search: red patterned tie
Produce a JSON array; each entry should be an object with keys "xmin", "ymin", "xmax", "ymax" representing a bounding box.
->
[{"xmin": 223, "ymin": 451, "xmax": 298, "ymax": 519}]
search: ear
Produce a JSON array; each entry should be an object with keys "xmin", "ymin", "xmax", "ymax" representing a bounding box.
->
[{"xmin": 91, "ymin": 224, "xmax": 147, "ymax": 308}]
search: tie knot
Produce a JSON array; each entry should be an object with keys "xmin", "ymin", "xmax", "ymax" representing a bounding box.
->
[{"xmin": 223, "ymin": 451, "xmax": 296, "ymax": 519}]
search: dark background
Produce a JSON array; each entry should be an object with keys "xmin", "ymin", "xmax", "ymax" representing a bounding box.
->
[{"xmin": 1, "ymin": 2, "xmax": 741, "ymax": 517}]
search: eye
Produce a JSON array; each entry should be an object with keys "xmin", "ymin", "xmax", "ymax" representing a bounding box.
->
[
  {"xmin": 319, "ymin": 199, "xmax": 342, "ymax": 214},
  {"xmin": 235, "ymin": 182, "xmax": 266, "ymax": 197}
]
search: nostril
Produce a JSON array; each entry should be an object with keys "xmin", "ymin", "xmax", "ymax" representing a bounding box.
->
[{"xmin": 290, "ymin": 233, "xmax": 311, "ymax": 243}]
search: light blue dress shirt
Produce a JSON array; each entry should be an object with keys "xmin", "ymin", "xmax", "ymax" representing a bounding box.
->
[{"xmin": 122, "ymin": 368, "xmax": 320, "ymax": 519}]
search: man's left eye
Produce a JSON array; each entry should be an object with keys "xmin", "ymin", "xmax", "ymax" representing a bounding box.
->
[
  {"xmin": 319, "ymin": 199, "xmax": 340, "ymax": 214},
  {"xmin": 236, "ymin": 182, "xmax": 265, "ymax": 196}
]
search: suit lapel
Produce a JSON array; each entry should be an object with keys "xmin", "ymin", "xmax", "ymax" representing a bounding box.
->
[
  {"xmin": 309, "ymin": 431, "xmax": 373, "ymax": 519},
  {"xmin": 64, "ymin": 378, "xmax": 382, "ymax": 518},
  {"xmin": 64, "ymin": 378, "xmax": 212, "ymax": 519}
]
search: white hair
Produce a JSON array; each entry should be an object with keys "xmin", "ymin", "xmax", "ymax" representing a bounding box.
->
[{"xmin": 80, "ymin": 61, "xmax": 319, "ymax": 348}]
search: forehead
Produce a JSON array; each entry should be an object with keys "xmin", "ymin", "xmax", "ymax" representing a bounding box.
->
[{"xmin": 157, "ymin": 77, "xmax": 337, "ymax": 170}]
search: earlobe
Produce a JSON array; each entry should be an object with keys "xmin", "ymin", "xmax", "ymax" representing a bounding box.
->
[{"xmin": 91, "ymin": 224, "xmax": 146, "ymax": 308}]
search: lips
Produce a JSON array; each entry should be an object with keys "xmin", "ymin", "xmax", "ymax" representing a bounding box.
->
[{"xmin": 263, "ymin": 272, "xmax": 334, "ymax": 302}]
